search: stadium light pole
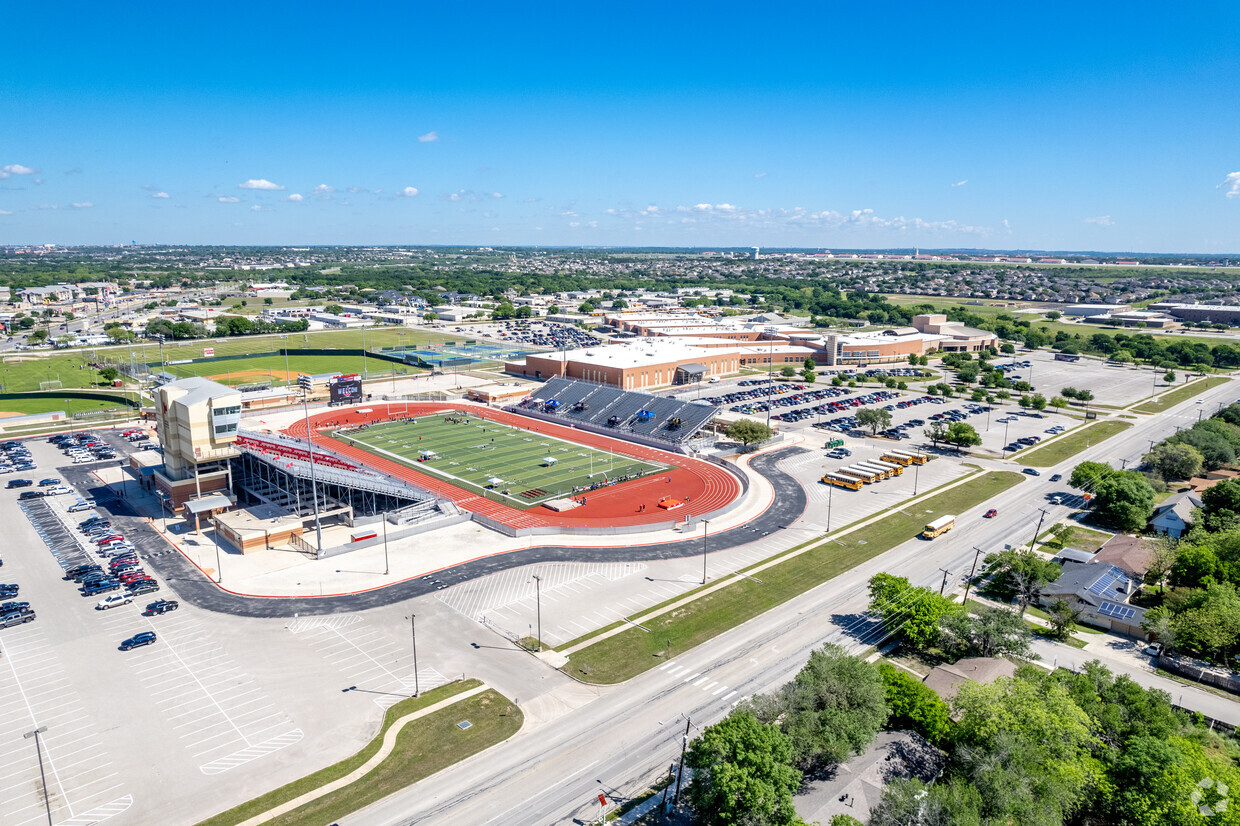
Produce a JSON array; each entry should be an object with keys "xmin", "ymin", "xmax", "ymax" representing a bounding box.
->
[
  {"xmin": 297, "ymin": 374, "xmax": 325, "ymax": 558},
  {"xmin": 23, "ymin": 726, "xmax": 52, "ymax": 826},
  {"xmin": 532, "ymin": 574, "xmax": 542, "ymax": 652},
  {"xmin": 280, "ymin": 334, "xmax": 290, "ymax": 388}
]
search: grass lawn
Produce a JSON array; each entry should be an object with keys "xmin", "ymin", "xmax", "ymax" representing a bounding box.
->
[
  {"xmin": 563, "ymin": 471, "xmax": 1025, "ymax": 684},
  {"xmin": 162, "ymin": 353, "xmax": 419, "ymax": 385},
  {"xmin": 1038, "ymin": 525, "xmax": 1114, "ymax": 553},
  {"xmin": 335, "ymin": 414, "xmax": 667, "ymax": 508},
  {"xmin": 0, "ymin": 395, "xmax": 133, "ymax": 416},
  {"xmin": 1132, "ymin": 376, "xmax": 1231, "ymax": 414},
  {"xmin": 1019, "ymin": 420, "xmax": 1132, "ymax": 467},
  {"xmin": 195, "ymin": 680, "xmax": 522, "ymax": 826}
]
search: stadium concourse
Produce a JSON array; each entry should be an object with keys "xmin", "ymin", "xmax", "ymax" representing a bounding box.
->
[{"xmin": 282, "ymin": 401, "xmax": 743, "ymax": 532}]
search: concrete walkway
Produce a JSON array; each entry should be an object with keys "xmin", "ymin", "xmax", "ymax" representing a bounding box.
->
[{"xmin": 236, "ymin": 684, "xmax": 490, "ymax": 826}]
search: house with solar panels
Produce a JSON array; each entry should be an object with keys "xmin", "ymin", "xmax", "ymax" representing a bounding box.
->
[{"xmin": 1038, "ymin": 561, "xmax": 1149, "ymax": 639}]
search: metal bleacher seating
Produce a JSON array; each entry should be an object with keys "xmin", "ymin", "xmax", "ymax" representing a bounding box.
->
[{"xmin": 517, "ymin": 378, "xmax": 719, "ymax": 445}]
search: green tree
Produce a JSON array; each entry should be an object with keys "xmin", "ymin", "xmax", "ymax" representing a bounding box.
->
[
  {"xmin": 98, "ymin": 366, "xmax": 119, "ymax": 383},
  {"xmin": 725, "ymin": 419, "xmax": 773, "ymax": 449},
  {"xmin": 924, "ymin": 420, "xmax": 947, "ymax": 447},
  {"xmin": 1164, "ymin": 370, "xmax": 1176, "ymax": 383},
  {"xmin": 27, "ymin": 328, "xmax": 47, "ymax": 343},
  {"xmin": 939, "ymin": 604, "xmax": 1031, "ymax": 659},
  {"xmin": 878, "ymin": 663, "xmax": 953, "ymax": 744},
  {"xmin": 685, "ymin": 712, "xmax": 802, "ymax": 826},
  {"xmin": 983, "ymin": 549, "xmax": 1062, "ymax": 603},
  {"xmin": 491, "ymin": 301, "xmax": 517, "ymax": 320},
  {"xmin": 1201, "ymin": 478, "xmax": 1240, "ymax": 530},
  {"xmin": 1029, "ymin": 393, "xmax": 1047, "ymax": 410},
  {"xmin": 1168, "ymin": 582, "xmax": 1240, "ymax": 657},
  {"xmin": 1045, "ymin": 599, "xmax": 1082, "ymax": 640},
  {"xmin": 779, "ymin": 365, "xmax": 796, "ymax": 378},
  {"xmin": 1093, "ymin": 471, "xmax": 1156, "ymax": 532},
  {"xmin": 776, "ymin": 645, "xmax": 888, "ymax": 768},
  {"xmin": 1144, "ymin": 442, "xmax": 1205, "ymax": 481},
  {"xmin": 856, "ymin": 407, "xmax": 892, "ymax": 435},
  {"xmin": 944, "ymin": 421, "xmax": 981, "ymax": 449},
  {"xmin": 867, "ymin": 573, "xmax": 958, "ymax": 650},
  {"xmin": 578, "ymin": 301, "xmax": 594, "ymax": 313},
  {"xmin": 1069, "ymin": 460, "xmax": 1112, "ymax": 492},
  {"xmin": 1050, "ymin": 396, "xmax": 1069, "ymax": 409}
]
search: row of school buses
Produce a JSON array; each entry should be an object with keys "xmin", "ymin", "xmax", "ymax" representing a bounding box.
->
[{"xmin": 819, "ymin": 449, "xmax": 929, "ymax": 491}]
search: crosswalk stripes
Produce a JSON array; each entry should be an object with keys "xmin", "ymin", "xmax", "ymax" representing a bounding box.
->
[
  {"xmin": 285, "ymin": 615, "xmax": 363, "ymax": 634},
  {"xmin": 57, "ymin": 795, "xmax": 134, "ymax": 826},
  {"xmin": 658, "ymin": 660, "xmax": 738, "ymax": 703},
  {"xmin": 199, "ymin": 730, "xmax": 305, "ymax": 775}
]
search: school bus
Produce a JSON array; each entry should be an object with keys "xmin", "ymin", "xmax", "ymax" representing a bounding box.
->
[
  {"xmin": 837, "ymin": 465, "xmax": 882, "ymax": 484},
  {"xmin": 887, "ymin": 449, "xmax": 928, "ymax": 465},
  {"xmin": 866, "ymin": 459, "xmax": 905, "ymax": 476},
  {"xmin": 880, "ymin": 451, "xmax": 914, "ymax": 466},
  {"xmin": 820, "ymin": 473, "xmax": 863, "ymax": 490},
  {"xmin": 854, "ymin": 462, "xmax": 894, "ymax": 480},
  {"xmin": 922, "ymin": 514, "xmax": 956, "ymax": 539}
]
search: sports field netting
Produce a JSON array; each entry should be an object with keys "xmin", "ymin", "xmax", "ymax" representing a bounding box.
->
[{"xmin": 333, "ymin": 412, "xmax": 669, "ymax": 508}]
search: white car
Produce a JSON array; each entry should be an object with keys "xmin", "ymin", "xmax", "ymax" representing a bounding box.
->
[
  {"xmin": 44, "ymin": 486, "xmax": 72, "ymax": 496},
  {"xmin": 95, "ymin": 594, "xmax": 132, "ymax": 610},
  {"xmin": 68, "ymin": 502, "xmax": 94, "ymax": 513},
  {"xmin": 72, "ymin": 456, "xmax": 92, "ymax": 464}
]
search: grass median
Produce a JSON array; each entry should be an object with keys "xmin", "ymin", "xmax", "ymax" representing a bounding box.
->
[
  {"xmin": 1133, "ymin": 376, "xmax": 1231, "ymax": 414},
  {"xmin": 1019, "ymin": 420, "xmax": 1132, "ymax": 467},
  {"xmin": 563, "ymin": 470, "xmax": 1025, "ymax": 685},
  {"xmin": 195, "ymin": 679, "xmax": 522, "ymax": 826}
]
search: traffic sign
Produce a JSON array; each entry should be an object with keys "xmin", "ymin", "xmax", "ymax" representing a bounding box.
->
[{"xmin": 597, "ymin": 794, "xmax": 607, "ymax": 806}]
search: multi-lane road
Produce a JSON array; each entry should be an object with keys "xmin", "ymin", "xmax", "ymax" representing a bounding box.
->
[{"xmin": 341, "ymin": 378, "xmax": 1240, "ymax": 826}]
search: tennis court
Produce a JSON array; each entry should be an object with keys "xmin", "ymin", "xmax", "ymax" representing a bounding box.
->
[{"xmin": 333, "ymin": 412, "xmax": 669, "ymax": 508}]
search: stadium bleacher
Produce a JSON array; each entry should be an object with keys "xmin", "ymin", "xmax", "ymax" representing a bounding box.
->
[{"xmin": 515, "ymin": 378, "xmax": 718, "ymax": 446}]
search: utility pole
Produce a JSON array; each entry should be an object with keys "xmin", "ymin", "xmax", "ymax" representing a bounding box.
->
[
  {"xmin": 1029, "ymin": 507, "xmax": 1049, "ymax": 551},
  {"xmin": 532, "ymin": 574, "xmax": 542, "ymax": 652},
  {"xmin": 23, "ymin": 726, "xmax": 52, "ymax": 826},
  {"xmin": 297, "ymin": 374, "xmax": 324, "ymax": 557},
  {"xmin": 405, "ymin": 614, "xmax": 420, "ymax": 696},
  {"xmin": 912, "ymin": 461, "xmax": 921, "ymax": 497},
  {"xmin": 938, "ymin": 568, "xmax": 951, "ymax": 596},
  {"xmin": 1002, "ymin": 419, "xmax": 1011, "ymax": 458},
  {"xmin": 962, "ymin": 546, "xmax": 985, "ymax": 605},
  {"xmin": 701, "ymin": 520, "xmax": 709, "ymax": 584},
  {"xmin": 825, "ymin": 480, "xmax": 834, "ymax": 533},
  {"xmin": 673, "ymin": 717, "xmax": 691, "ymax": 805}
]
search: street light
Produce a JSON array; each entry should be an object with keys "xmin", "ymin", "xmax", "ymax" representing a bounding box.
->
[
  {"xmin": 701, "ymin": 520, "xmax": 710, "ymax": 584},
  {"xmin": 23, "ymin": 726, "xmax": 53, "ymax": 826},
  {"xmin": 382, "ymin": 517, "xmax": 389, "ymax": 576},
  {"xmin": 404, "ymin": 614, "xmax": 420, "ymax": 696},
  {"xmin": 297, "ymin": 374, "xmax": 324, "ymax": 557},
  {"xmin": 532, "ymin": 574, "xmax": 542, "ymax": 652}
]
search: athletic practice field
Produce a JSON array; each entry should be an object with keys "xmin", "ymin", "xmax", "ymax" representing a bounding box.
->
[
  {"xmin": 334, "ymin": 413, "xmax": 669, "ymax": 508},
  {"xmin": 160, "ymin": 354, "xmax": 418, "ymax": 385}
]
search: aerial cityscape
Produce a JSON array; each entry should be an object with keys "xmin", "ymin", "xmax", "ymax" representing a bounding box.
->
[{"xmin": 3, "ymin": 4, "xmax": 1240, "ymax": 826}]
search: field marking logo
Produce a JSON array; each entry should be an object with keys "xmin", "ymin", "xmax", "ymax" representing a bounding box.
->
[{"xmin": 1191, "ymin": 777, "xmax": 1230, "ymax": 817}]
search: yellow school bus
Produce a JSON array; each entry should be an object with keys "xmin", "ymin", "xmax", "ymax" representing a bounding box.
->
[{"xmin": 820, "ymin": 473, "xmax": 863, "ymax": 490}]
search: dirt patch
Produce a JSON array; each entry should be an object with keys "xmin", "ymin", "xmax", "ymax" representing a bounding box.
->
[
  {"xmin": 208, "ymin": 368, "xmax": 292, "ymax": 382},
  {"xmin": 0, "ymin": 411, "xmax": 25, "ymax": 418}
]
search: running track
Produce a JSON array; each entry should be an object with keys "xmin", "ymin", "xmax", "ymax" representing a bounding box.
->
[{"xmin": 283, "ymin": 402, "xmax": 742, "ymax": 531}]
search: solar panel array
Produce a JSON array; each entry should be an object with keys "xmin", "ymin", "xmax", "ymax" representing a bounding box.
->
[
  {"xmin": 1086, "ymin": 565, "xmax": 1133, "ymax": 597},
  {"xmin": 1098, "ymin": 601, "xmax": 1137, "ymax": 620}
]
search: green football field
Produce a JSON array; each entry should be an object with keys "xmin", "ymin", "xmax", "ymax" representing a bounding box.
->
[{"xmin": 334, "ymin": 414, "xmax": 668, "ymax": 508}]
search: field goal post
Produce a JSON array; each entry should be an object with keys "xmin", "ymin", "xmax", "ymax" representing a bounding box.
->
[{"xmin": 40, "ymin": 380, "xmax": 62, "ymax": 391}]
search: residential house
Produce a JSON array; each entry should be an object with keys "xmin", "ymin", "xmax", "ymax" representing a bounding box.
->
[
  {"xmin": 923, "ymin": 657, "xmax": 1017, "ymax": 703},
  {"xmin": 1039, "ymin": 561, "xmax": 1147, "ymax": 639},
  {"xmin": 1148, "ymin": 491, "xmax": 1201, "ymax": 539}
]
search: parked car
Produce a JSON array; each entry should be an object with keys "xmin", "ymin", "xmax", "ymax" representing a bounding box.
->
[
  {"xmin": 145, "ymin": 599, "xmax": 178, "ymax": 615},
  {"xmin": 119, "ymin": 631, "xmax": 157, "ymax": 651},
  {"xmin": 95, "ymin": 594, "xmax": 133, "ymax": 610},
  {"xmin": 38, "ymin": 478, "xmax": 59, "ymax": 487},
  {"xmin": 18, "ymin": 490, "xmax": 44, "ymax": 500},
  {"xmin": 0, "ymin": 610, "xmax": 35, "ymax": 629},
  {"xmin": 68, "ymin": 501, "xmax": 94, "ymax": 513},
  {"xmin": 6, "ymin": 479, "xmax": 32, "ymax": 488},
  {"xmin": 126, "ymin": 579, "xmax": 159, "ymax": 596},
  {"xmin": 81, "ymin": 579, "xmax": 120, "ymax": 596},
  {"xmin": 44, "ymin": 486, "xmax": 72, "ymax": 496}
]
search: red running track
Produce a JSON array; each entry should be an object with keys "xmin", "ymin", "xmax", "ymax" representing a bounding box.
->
[{"xmin": 282, "ymin": 403, "xmax": 742, "ymax": 531}]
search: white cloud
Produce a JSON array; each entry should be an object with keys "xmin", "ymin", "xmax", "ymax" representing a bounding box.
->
[
  {"xmin": 1219, "ymin": 172, "xmax": 1240, "ymax": 199},
  {"xmin": 418, "ymin": 131, "xmax": 439, "ymax": 142},
  {"xmin": 489, "ymin": 192, "xmax": 504, "ymax": 199},
  {"xmin": 753, "ymin": 172, "xmax": 767, "ymax": 179},
  {"xmin": 0, "ymin": 209, "xmax": 11, "ymax": 215},
  {"xmin": 71, "ymin": 202, "xmax": 93, "ymax": 209},
  {"xmin": 251, "ymin": 204, "xmax": 263, "ymax": 211},
  {"xmin": 1002, "ymin": 219, "xmax": 1012, "ymax": 233},
  {"xmin": 953, "ymin": 179, "xmax": 968, "ymax": 187},
  {"xmin": 313, "ymin": 184, "xmax": 334, "ymax": 194},
  {"xmin": 0, "ymin": 163, "xmax": 39, "ymax": 178},
  {"xmin": 238, "ymin": 178, "xmax": 285, "ymax": 190},
  {"xmin": 1083, "ymin": 215, "xmax": 1113, "ymax": 227},
  {"xmin": 346, "ymin": 186, "xmax": 365, "ymax": 194},
  {"xmin": 401, "ymin": 186, "xmax": 420, "ymax": 197},
  {"xmin": 151, "ymin": 191, "xmax": 170, "ymax": 199},
  {"xmin": 218, "ymin": 195, "xmax": 240, "ymax": 203},
  {"xmin": 287, "ymin": 193, "xmax": 304, "ymax": 202}
]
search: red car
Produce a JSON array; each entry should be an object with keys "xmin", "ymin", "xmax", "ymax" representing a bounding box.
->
[
  {"xmin": 97, "ymin": 535, "xmax": 126, "ymax": 545},
  {"xmin": 118, "ymin": 570, "xmax": 147, "ymax": 584},
  {"xmin": 984, "ymin": 509, "xmax": 998, "ymax": 518}
]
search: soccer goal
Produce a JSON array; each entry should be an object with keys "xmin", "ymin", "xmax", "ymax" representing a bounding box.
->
[{"xmin": 40, "ymin": 380, "xmax": 62, "ymax": 391}]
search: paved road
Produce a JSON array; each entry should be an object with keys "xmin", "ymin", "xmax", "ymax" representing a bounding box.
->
[
  {"xmin": 337, "ymin": 376, "xmax": 1240, "ymax": 826},
  {"xmin": 63, "ymin": 447, "xmax": 809, "ymax": 618}
]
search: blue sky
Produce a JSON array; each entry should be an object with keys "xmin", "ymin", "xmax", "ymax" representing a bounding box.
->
[{"xmin": 2, "ymin": 1, "xmax": 1238, "ymax": 252}]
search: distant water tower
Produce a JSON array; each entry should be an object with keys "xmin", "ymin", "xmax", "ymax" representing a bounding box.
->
[{"xmin": 752, "ymin": 246, "xmax": 760, "ymax": 260}]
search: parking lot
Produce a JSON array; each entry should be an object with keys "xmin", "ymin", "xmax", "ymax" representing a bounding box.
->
[{"xmin": 0, "ymin": 431, "xmax": 447, "ymax": 824}]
